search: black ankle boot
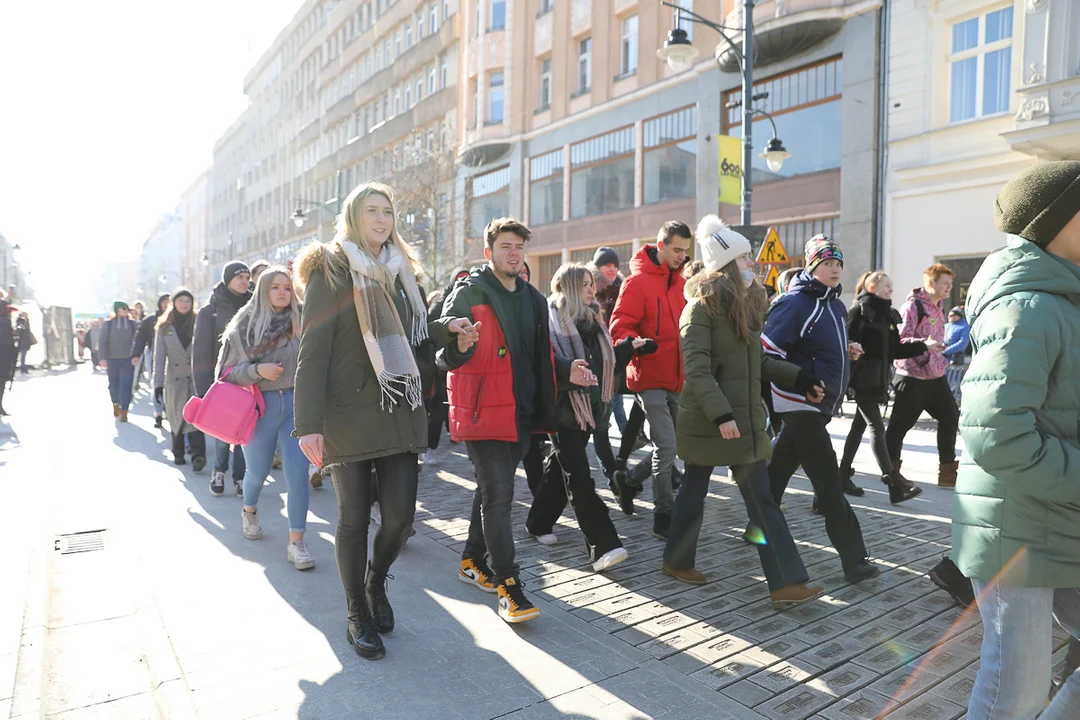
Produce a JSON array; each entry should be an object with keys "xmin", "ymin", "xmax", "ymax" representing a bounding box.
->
[
  {"xmin": 885, "ymin": 473, "xmax": 922, "ymax": 504},
  {"xmin": 171, "ymin": 434, "xmax": 186, "ymax": 465},
  {"xmin": 347, "ymin": 595, "xmax": 385, "ymax": 660},
  {"xmin": 366, "ymin": 569, "xmax": 395, "ymax": 634}
]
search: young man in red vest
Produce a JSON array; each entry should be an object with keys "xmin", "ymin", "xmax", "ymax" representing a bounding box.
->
[
  {"xmin": 438, "ymin": 217, "xmax": 596, "ymax": 624},
  {"xmin": 609, "ymin": 221, "xmax": 692, "ymax": 539}
]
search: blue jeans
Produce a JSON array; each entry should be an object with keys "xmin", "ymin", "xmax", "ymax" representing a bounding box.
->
[
  {"xmin": 214, "ymin": 437, "xmax": 246, "ymax": 480},
  {"xmin": 106, "ymin": 360, "xmax": 134, "ymax": 410},
  {"xmin": 612, "ymin": 394, "xmax": 627, "ymax": 433},
  {"xmin": 240, "ymin": 389, "xmax": 309, "ymax": 533},
  {"xmin": 970, "ymin": 580, "xmax": 1080, "ymax": 719}
]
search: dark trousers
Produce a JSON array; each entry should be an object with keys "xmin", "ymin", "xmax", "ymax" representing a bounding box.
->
[
  {"xmin": 839, "ymin": 397, "xmax": 892, "ymax": 475},
  {"xmin": 172, "ymin": 430, "xmax": 206, "ymax": 460},
  {"xmin": 106, "ymin": 360, "xmax": 134, "ymax": 410},
  {"xmin": 592, "ymin": 408, "xmax": 617, "ymax": 478},
  {"xmin": 463, "ymin": 429, "xmax": 532, "ymax": 582},
  {"xmin": 769, "ymin": 411, "xmax": 868, "ymax": 573},
  {"xmin": 526, "ymin": 428, "xmax": 622, "ymax": 558},
  {"xmin": 523, "ymin": 434, "xmax": 547, "ymax": 497},
  {"xmin": 667, "ymin": 462, "xmax": 809, "ymax": 591},
  {"xmin": 885, "ymin": 375, "xmax": 959, "ymax": 464},
  {"xmin": 426, "ymin": 377, "xmax": 449, "ymax": 450},
  {"xmin": 331, "ymin": 453, "xmax": 418, "ymax": 618}
]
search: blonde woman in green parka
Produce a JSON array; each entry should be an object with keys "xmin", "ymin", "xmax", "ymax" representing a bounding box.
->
[
  {"xmin": 663, "ymin": 216, "xmax": 827, "ymax": 610},
  {"xmin": 954, "ymin": 162, "xmax": 1080, "ymax": 718}
]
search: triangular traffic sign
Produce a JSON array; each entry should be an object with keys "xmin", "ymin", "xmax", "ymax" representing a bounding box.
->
[{"xmin": 756, "ymin": 227, "xmax": 789, "ymax": 265}]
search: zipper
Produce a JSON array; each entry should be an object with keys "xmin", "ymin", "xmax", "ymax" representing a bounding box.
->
[
  {"xmin": 473, "ymin": 378, "xmax": 485, "ymax": 423},
  {"xmin": 656, "ymin": 299, "xmax": 662, "ymax": 336},
  {"xmin": 747, "ymin": 345, "xmax": 757, "ymax": 457},
  {"xmin": 826, "ymin": 299, "xmax": 847, "ymax": 414}
]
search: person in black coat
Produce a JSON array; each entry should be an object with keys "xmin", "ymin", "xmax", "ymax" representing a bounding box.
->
[
  {"xmin": 131, "ymin": 293, "xmax": 170, "ymax": 425},
  {"xmin": 838, "ymin": 272, "xmax": 928, "ymax": 504}
]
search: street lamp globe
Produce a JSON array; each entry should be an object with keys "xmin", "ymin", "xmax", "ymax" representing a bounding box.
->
[
  {"xmin": 760, "ymin": 137, "xmax": 791, "ymax": 174},
  {"xmin": 656, "ymin": 27, "xmax": 699, "ymax": 72},
  {"xmin": 200, "ymin": 253, "xmax": 210, "ymax": 267},
  {"xmin": 291, "ymin": 209, "xmax": 307, "ymax": 228}
]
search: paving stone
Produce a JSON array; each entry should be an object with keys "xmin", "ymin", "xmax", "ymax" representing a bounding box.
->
[
  {"xmin": 846, "ymin": 620, "xmax": 902, "ymax": 650},
  {"xmin": 914, "ymin": 592, "xmax": 962, "ymax": 614},
  {"xmin": 690, "ymin": 652, "xmax": 772, "ymax": 691},
  {"xmin": 638, "ymin": 623, "xmax": 716, "ymax": 659},
  {"xmin": 885, "ymin": 693, "xmax": 966, "ymax": 720},
  {"xmin": 671, "ymin": 632, "xmax": 754, "ymax": 670},
  {"xmin": 865, "ymin": 662, "xmax": 944, "ymax": 705},
  {"xmin": 815, "ymin": 663, "xmax": 879, "ymax": 697},
  {"xmin": 684, "ymin": 594, "xmax": 741, "ymax": 620},
  {"xmin": 915, "ymin": 643, "xmax": 978, "ymax": 679},
  {"xmin": 796, "ymin": 636, "xmax": 868, "ymax": 671},
  {"xmin": 852, "ymin": 642, "xmax": 924, "ymax": 675},
  {"xmin": 928, "ymin": 665, "xmax": 978, "ymax": 708},
  {"xmin": 791, "ymin": 619, "xmax": 849, "ymax": 645},
  {"xmin": 740, "ymin": 615, "xmax": 805, "ymax": 643},
  {"xmin": 756, "ymin": 684, "xmax": 838, "ymax": 720},
  {"xmin": 830, "ymin": 603, "xmax": 880, "ymax": 628},
  {"xmin": 893, "ymin": 624, "xmax": 950, "ymax": 654},
  {"xmin": 742, "ymin": 637, "xmax": 812, "ymax": 667},
  {"xmin": 818, "ymin": 689, "xmax": 899, "ymax": 720},
  {"xmin": 748, "ymin": 659, "xmax": 818, "ymax": 695}
]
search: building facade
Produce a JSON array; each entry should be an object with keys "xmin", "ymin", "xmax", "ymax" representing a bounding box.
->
[
  {"xmin": 455, "ymin": 0, "xmax": 886, "ymax": 290},
  {"xmin": 885, "ymin": 0, "xmax": 1079, "ymax": 307},
  {"xmin": 140, "ymin": 212, "xmax": 185, "ymax": 303},
  {"xmin": 204, "ymin": 0, "xmax": 463, "ymax": 290},
  {"xmin": 180, "ymin": 171, "xmax": 212, "ymax": 300}
]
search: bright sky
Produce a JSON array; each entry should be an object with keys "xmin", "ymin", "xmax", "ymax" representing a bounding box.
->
[{"xmin": 0, "ymin": 0, "xmax": 301, "ymax": 309}]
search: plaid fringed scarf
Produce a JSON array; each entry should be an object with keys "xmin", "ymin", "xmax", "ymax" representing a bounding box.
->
[
  {"xmin": 547, "ymin": 299, "xmax": 615, "ymax": 430},
  {"xmin": 340, "ymin": 239, "xmax": 428, "ymax": 411}
]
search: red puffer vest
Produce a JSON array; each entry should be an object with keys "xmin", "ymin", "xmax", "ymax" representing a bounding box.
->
[
  {"xmin": 608, "ymin": 245, "xmax": 687, "ymax": 393},
  {"xmin": 446, "ymin": 304, "xmax": 518, "ymax": 442}
]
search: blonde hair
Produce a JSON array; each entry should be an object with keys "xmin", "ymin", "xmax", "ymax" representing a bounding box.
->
[
  {"xmin": 324, "ymin": 182, "xmax": 423, "ymax": 290},
  {"xmin": 550, "ymin": 263, "xmax": 598, "ymax": 330},
  {"xmin": 854, "ymin": 270, "xmax": 889, "ymax": 297},
  {"xmin": 223, "ymin": 267, "xmax": 301, "ymax": 350}
]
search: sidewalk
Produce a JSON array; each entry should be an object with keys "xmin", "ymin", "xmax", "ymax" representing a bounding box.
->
[{"xmin": 2, "ymin": 367, "xmax": 1069, "ymax": 719}]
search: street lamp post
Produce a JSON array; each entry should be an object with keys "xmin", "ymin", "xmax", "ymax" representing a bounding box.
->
[
  {"xmin": 291, "ymin": 169, "xmax": 344, "ymax": 233},
  {"xmin": 657, "ymin": 2, "xmax": 790, "ymax": 226}
]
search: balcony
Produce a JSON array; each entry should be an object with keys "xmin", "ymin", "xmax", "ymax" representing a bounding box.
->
[{"xmin": 716, "ymin": 0, "xmax": 881, "ymax": 72}]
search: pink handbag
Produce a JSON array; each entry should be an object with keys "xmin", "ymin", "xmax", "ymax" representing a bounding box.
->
[{"xmin": 182, "ymin": 367, "xmax": 265, "ymax": 446}]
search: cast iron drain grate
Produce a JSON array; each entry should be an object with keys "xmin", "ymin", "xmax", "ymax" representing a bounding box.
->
[{"xmin": 54, "ymin": 530, "xmax": 107, "ymax": 555}]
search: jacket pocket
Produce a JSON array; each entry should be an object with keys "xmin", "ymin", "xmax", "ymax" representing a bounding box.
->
[
  {"xmin": 472, "ymin": 378, "xmax": 485, "ymax": 423},
  {"xmin": 334, "ymin": 364, "xmax": 370, "ymax": 407}
]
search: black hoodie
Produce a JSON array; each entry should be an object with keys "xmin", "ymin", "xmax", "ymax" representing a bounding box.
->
[
  {"xmin": 191, "ymin": 282, "xmax": 252, "ymax": 396},
  {"xmin": 846, "ymin": 290, "xmax": 927, "ymax": 403}
]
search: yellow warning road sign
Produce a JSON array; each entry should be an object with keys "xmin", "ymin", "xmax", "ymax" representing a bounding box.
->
[
  {"xmin": 756, "ymin": 227, "xmax": 789, "ymax": 265},
  {"xmin": 763, "ymin": 264, "xmax": 780, "ymax": 291}
]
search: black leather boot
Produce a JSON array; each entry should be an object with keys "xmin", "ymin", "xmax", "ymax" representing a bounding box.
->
[
  {"xmin": 346, "ymin": 594, "xmax": 385, "ymax": 660},
  {"xmin": 171, "ymin": 433, "xmax": 186, "ymax": 465},
  {"xmin": 366, "ymin": 569, "xmax": 395, "ymax": 634},
  {"xmin": 885, "ymin": 472, "xmax": 922, "ymax": 504}
]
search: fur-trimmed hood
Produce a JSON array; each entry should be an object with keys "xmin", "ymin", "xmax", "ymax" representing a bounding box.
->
[{"xmin": 293, "ymin": 240, "xmax": 349, "ymax": 295}]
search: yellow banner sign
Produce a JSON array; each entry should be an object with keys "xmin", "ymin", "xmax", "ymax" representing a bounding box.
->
[{"xmin": 717, "ymin": 135, "xmax": 742, "ymax": 206}]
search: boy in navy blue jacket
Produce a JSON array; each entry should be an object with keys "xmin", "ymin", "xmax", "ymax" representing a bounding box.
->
[{"xmin": 761, "ymin": 236, "xmax": 880, "ymax": 584}]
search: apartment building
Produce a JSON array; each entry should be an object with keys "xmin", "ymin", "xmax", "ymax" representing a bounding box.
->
[
  {"xmin": 179, "ymin": 171, "xmax": 212, "ymax": 300},
  {"xmin": 456, "ymin": 0, "xmax": 887, "ymax": 289},
  {"xmin": 884, "ymin": 0, "xmax": 1079, "ymax": 307},
  {"xmin": 141, "ymin": 213, "xmax": 184, "ymax": 300},
  {"xmin": 205, "ymin": 0, "xmax": 462, "ymax": 290}
]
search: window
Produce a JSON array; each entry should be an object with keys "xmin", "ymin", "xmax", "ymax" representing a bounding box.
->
[
  {"xmin": 430, "ymin": 3, "xmax": 439, "ymax": 35},
  {"xmin": 376, "ymin": 45, "xmax": 383, "ymax": 71},
  {"xmin": 395, "ymin": 29, "xmax": 402, "ymax": 56},
  {"xmin": 429, "ymin": 65, "xmax": 437, "ymax": 94},
  {"xmin": 949, "ymin": 6, "xmax": 1013, "ymax": 122},
  {"xmin": 570, "ymin": 126, "xmax": 635, "ymax": 218},
  {"xmin": 394, "ymin": 88, "xmax": 401, "ymax": 116},
  {"xmin": 474, "ymin": 1, "xmax": 481, "ymax": 36},
  {"xmin": 621, "ymin": 15, "xmax": 639, "ymax": 76},
  {"xmin": 415, "ymin": 77, "xmax": 423, "ymax": 102},
  {"xmin": 530, "ymin": 149, "xmax": 564, "ymax": 226},
  {"xmin": 724, "ymin": 58, "xmax": 843, "ymax": 184},
  {"xmin": 539, "ymin": 0, "xmax": 553, "ymax": 15},
  {"xmin": 643, "ymin": 106, "xmax": 696, "ymax": 204},
  {"xmin": 578, "ymin": 38, "xmax": 592, "ymax": 94},
  {"xmin": 678, "ymin": 0, "xmax": 694, "ymax": 41},
  {"xmin": 468, "ymin": 166, "xmax": 511, "ymax": 238},
  {"xmin": 417, "ymin": 12, "xmax": 425, "ymax": 39},
  {"xmin": 539, "ymin": 58, "xmax": 552, "ymax": 109},
  {"xmin": 405, "ymin": 83, "xmax": 412, "ymax": 109},
  {"xmin": 491, "ymin": 0, "xmax": 506, "ymax": 30},
  {"xmin": 384, "ymin": 40, "xmax": 391, "ymax": 65},
  {"xmin": 488, "ymin": 72, "xmax": 504, "ymax": 123},
  {"xmin": 441, "ymin": 55, "xmax": 448, "ymax": 88},
  {"xmin": 405, "ymin": 22, "xmax": 412, "ymax": 48}
]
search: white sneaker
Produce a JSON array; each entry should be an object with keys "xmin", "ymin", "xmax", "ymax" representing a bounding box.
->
[
  {"xmin": 592, "ymin": 547, "xmax": 629, "ymax": 573},
  {"xmin": 287, "ymin": 540, "xmax": 315, "ymax": 570},
  {"xmin": 241, "ymin": 508, "xmax": 262, "ymax": 540},
  {"xmin": 530, "ymin": 532, "xmax": 558, "ymax": 546},
  {"xmin": 425, "ymin": 447, "xmax": 442, "ymax": 466},
  {"xmin": 371, "ymin": 502, "xmax": 382, "ymax": 527}
]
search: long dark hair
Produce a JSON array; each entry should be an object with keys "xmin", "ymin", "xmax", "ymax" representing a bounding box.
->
[
  {"xmin": 157, "ymin": 292, "xmax": 196, "ymax": 335},
  {"xmin": 691, "ymin": 261, "xmax": 768, "ymax": 343}
]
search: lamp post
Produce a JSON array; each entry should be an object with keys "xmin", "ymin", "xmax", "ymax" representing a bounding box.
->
[
  {"xmin": 657, "ymin": 2, "xmax": 790, "ymax": 225},
  {"xmin": 2, "ymin": 242, "xmax": 21, "ymax": 292},
  {"xmin": 291, "ymin": 169, "xmax": 344, "ymax": 232}
]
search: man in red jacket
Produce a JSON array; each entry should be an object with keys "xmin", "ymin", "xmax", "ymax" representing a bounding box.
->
[{"xmin": 609, "ymin": 221, "xmax": 692, "ymax": 539}]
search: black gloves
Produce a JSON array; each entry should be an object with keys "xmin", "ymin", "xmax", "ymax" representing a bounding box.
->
[
  {"xmin": 154, "ymin": 387, "xmax": 164, "ymax": 405},
  {"xmin": 792, "ymin": 371, "xmax": 823, "ymax": 396},
  {"xmin": 635, "ymin": 338, "xmax": 659, "ymax": 355}
]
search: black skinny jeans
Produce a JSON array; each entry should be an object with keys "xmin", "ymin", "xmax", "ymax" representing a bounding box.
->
[
  {"xmin": 463, "ymin": 429, "xmax": 533, "ymax": 582},
  {"xmin": 885, "ymin": 375, "xmax": 959, "ymax": 465},
  {"xmin": 523, "ymin": 434, "xmax": 547, "ymax": 497},
  {"xmin": 526, "ymin": 428, "xmax": 622, "ymax": 558},
  {"xmin": 592, "ymin": 408, "xmax": 617, "ymax": 479},
  {"xmin": 839, "ymin": 397, "xmax": 892, "ymax": 475},
  {"xmin": 331, "ymin": 453, "xmax": 418, "ymax": 618},
  {"xmin": 769, "ymin": 411, "xmax": 868, "ymax": 573},
  {"xmin": 666, "ymin": 462, "xmax": 809, "ymax": 592}
]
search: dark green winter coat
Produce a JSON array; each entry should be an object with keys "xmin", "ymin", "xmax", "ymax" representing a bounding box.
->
[
  {"xmin": 676, "ymin": 272, "xmax": 803, "ymax": 468},
  {"xmin": 953, "ymin": 236, "xmax": 1080, "ymax": 588},
  {"xmin": 292, "ymin": 241, "xmax": 447, "ymax": 466}
]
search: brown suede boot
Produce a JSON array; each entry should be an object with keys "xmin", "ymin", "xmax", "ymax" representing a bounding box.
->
[
  {"xmin": 113, "ymin": 403, "xmax": 121, "ymax": 418},
  {"xmin": 119, "ymin": 408, "xmax": 129, "ymax": 423},
  {"xmin": 939, "ymin": 461, "xmax": 959, "ymax": 488}
]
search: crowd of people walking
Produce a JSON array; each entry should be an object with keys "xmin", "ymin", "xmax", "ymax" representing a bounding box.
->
[{"xmin": 86, "ymin": 160, "xmax": 1080, "ymax": 719}]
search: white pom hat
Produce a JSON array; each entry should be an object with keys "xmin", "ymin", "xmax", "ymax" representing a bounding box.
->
[{"xmin": 696, "ymin": 215, "xmax": 752, "ymax": 273}]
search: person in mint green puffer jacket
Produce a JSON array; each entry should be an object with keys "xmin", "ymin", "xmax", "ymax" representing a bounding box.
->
[{"xmin": 953, "ymin": 160, "xmax": 1080, "ymax": 719}]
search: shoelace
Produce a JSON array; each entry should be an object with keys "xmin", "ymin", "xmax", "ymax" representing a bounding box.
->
[{"xmin": 503, "ymin": 580, "xmax": 530, "ymax": 610}]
